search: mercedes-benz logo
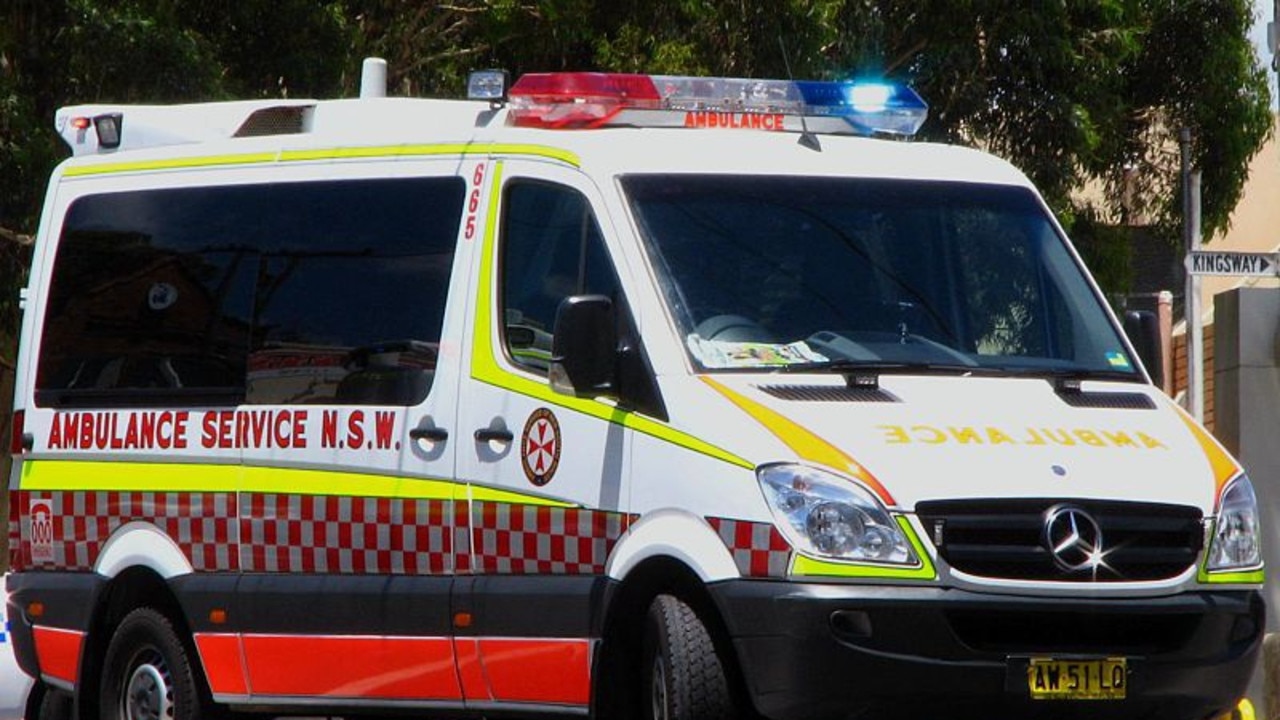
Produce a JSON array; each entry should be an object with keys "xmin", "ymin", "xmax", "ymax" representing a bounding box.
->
[{"xmin": 1043, "ymin": 504, "xmax": 1105, "ymax": 573}]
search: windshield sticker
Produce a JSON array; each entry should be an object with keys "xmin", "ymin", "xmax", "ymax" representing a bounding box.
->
[
  {"xmin": 688, "ymin": 336, "xmax": 828, "ymax": 369},
  {"xmin": 1105, "ymin": 351, "xmax": 1132, "ymax": 369}
]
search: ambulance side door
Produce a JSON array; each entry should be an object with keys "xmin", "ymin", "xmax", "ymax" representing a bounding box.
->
[
  {"xmin": 454, "ymin": 161, "xmax": 642, "ymax": 709},
  {"xmin": 229, "ymin": 165, "xmax": 468, "ymax": 704}
]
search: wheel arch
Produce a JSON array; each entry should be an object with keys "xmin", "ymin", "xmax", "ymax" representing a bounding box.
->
[
  {"xmin": 94, "ymin": 521, "xmax": 194, "ymax": 580},
  {"xmin": 593, "ymin": 552, "xmax": 752, "ymax": 720},
  {"xmin": 606, "ymin": 508, "xmax": 741, "ymax": 584},
  {"xmin": 75, "ymin": 566, "xmax": 196, "ymax": 720}
]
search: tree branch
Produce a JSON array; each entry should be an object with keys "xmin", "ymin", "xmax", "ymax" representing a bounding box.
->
[{"xmin": 0, "ymin": 227, "xmax": 32, "ymax": 246}]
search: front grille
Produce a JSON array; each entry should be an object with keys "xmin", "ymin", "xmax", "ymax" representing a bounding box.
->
[{"xmin": 916, "ymin": 499, "xmax": 1202, "ymax": 582}]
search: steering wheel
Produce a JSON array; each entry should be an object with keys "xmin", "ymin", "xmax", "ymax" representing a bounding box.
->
[{"xmin": 694, "ymin": 314, "xmax": 774, "ymax": 342}]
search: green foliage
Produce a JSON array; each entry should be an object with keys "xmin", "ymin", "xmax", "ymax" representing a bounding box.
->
[{"xmin": 0, "ymin": 0, "xmax": 1273, "ymax": 358}]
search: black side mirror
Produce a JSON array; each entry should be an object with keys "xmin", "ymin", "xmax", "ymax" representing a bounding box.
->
[
  {"xmin": 550, "ymin": 295, "xmax": 617, "ymax": 398},
  {"xmin": 1123, "ymin": 310, "xmax": 1163, "ymax": 388}
]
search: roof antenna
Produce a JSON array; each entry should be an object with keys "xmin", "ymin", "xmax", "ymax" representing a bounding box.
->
[{"xmin": 778, "ymin": 37, "xmax": 821, "ymax": 152}]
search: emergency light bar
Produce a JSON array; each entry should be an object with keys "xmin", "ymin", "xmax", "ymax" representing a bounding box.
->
[{"xmin": 506, "ymin": 72, "xmax": 927, "ymax": 137}]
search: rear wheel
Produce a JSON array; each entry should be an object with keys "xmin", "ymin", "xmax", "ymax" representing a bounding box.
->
[
  {"xmin": 99, "ymin": 608, "xmax": 205, "ymax": 720},
  {"xmin": 34, "ymin": 686, "xmax": 73, "ymax": 720},
  {"xmin": 643, "ymin": 594, "xmax": 734, "ymax": 720}
]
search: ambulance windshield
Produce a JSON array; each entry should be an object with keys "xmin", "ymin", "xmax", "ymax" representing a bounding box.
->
[{"xmin": 625, "ymin": 176, "xmax": 1138, "ymax": 378}]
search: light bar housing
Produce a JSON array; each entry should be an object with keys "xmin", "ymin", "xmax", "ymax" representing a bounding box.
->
[{"xmin": 507, "ymin": 72, "xmax": 927, "ymax": 137}]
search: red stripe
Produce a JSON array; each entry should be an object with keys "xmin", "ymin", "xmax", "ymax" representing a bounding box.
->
[
  {"xmin": 242, "ymin": 635, "xmax": 461, "ymax": 700},
  {"xmin": 33, "ymin": 626, "xmax": 83, "ymax": 685},
  {"xmin": 478, "ymin": 638, "xmax": 590, "ymax": 705},
  {"xmin": 454, "ymin": 638, "xmax": 490, "ymax": 701},
  {"xmin": 194, "ymin": 633, "xmax": 248, "ymax": 696}
]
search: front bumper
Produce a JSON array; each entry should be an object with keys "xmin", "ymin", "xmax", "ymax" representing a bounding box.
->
[{"xmin": 710, "ymin": 581, "xmax": 1263, "ymax": 720}]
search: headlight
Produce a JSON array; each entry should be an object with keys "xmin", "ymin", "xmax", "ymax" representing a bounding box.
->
[
  {"xmin": 1207, "ymin": 475, "xmax": 1262, "ymax": 572},
  {"xmin": 758, "ymin": 463, "xmax": 916, "ymax": 564}
]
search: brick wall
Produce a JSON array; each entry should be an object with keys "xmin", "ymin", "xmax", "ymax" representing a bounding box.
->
[{"xmin": 1172, "ymin": 323, "xmax": 1214, "ymax": 433}]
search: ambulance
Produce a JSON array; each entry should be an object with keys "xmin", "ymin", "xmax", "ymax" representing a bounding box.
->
[{"xmin": 5, "ymin": 60, "xmax": 1264, "ymax": 720}]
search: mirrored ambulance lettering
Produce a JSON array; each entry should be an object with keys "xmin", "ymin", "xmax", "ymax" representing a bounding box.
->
[{"xmin": 878, "ymin": 424, "xmax": 1167, "ymax": 449}]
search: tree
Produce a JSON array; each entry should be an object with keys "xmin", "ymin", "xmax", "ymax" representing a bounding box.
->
[
  {"xmin": 0, "ymin": 0, "xmax": 1272, "ymax": 332},
  {"xmin": 0, "ymin": 0, "xmax": 353, "ymax": 349}
]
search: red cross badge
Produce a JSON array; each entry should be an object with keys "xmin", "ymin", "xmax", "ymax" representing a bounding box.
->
[{"xmin": 521, "ymin": 408, "xmax": 561, "ymax": 487}]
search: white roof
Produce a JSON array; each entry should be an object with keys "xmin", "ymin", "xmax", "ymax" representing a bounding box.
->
[{"xmin": 55, "ymin": 95, "xmax": 1034, "ymax": 190}]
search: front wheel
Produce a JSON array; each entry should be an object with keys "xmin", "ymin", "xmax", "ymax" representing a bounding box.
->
[
  {"xmin": 99, "ymin": 608, "xmax": 206, "ymax": 720},
  {"xmin": 643, "ymin": 594, "xmax": 734, "ymax": 720}
]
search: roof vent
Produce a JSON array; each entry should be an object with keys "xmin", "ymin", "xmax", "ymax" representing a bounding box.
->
[{"xmin": 233, "ymin": 105, "xmax": 309, "ymax": 137}]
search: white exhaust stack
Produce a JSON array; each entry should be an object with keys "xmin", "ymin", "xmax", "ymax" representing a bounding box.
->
[{"xmin": 360, "ymin": 58, "xmax": 388, "ymax": 98}]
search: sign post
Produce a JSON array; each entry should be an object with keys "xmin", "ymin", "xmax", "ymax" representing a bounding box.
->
[{"xmin": 1180, "ymin": 127, "xmax": 1203, "ymax": 424}]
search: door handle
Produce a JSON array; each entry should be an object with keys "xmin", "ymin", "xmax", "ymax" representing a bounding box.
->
[
  {"xmin": 409, "ymin": 427, "xmax": 449, "ymax": 442},
  {"xmin": 474, "ymin": 428, "xmax": 514, "ymax": 443}
]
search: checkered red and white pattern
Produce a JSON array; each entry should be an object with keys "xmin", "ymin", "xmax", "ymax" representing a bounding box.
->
[
  {"xmin": 707, "ymin": 517, "xmax": 792, "ymax": 578},
  {"xmin": 13, "ymin": 489, "xmax": 640, "ymax": 577},
  {"xmin": 471, "ymin": 502, "xmax": 631, "ymax": 574},
  {"xmin": 240, "ymin": 494, "xmax": 459, "ymax": 574},
  {"xmin": 13, "ymin": 490, "xmax": 237, "ymax": 572}
]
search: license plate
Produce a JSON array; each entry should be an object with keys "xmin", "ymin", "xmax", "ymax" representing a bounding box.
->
[{"xmin": 1027, "ymin": 658, "xmax": 1127, "ymax": 700}]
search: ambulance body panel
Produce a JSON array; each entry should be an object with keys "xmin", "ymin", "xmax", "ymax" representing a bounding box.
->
[{"xmin": 5, "ymin": 71, "xmax": 1263, "ymax": 720}]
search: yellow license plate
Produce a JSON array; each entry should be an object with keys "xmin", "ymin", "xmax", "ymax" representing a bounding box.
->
[{"xmin": 1027, "ymin": 658, "xmax": 1127, "ymax": 700}]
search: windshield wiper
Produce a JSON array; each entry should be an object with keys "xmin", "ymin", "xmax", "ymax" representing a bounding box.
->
[
  {"xmin": 773, "ymin": 360, "xmax": 1001, "ymax": 377},
  {"xmin": 1000, "ymin": 366, "xmax": 1143, "ymax": 384},
  {"xmin": 770, "ymin": 361, "xmax": 1142, "ymax": 389}
]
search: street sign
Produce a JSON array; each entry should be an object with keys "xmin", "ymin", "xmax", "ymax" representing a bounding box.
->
[{"xmin": 1184, "ymin": 250, "xmax": 1280, "ymax": 277}]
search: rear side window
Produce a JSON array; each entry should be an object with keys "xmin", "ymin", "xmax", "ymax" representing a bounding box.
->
[{"xmin": 36, "ymin": 177, "xmax": 464, "ymax": 407}]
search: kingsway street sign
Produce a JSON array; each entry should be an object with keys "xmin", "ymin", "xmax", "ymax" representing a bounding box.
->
[{"xmin": 1184, "ymin": 250, "xmax": 1280, "ymax": 277}]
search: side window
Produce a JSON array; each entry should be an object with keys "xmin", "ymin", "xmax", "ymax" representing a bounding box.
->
[
  {"xmin": 35, "ymin": 177, "xmax": 464, "ymax": 407},
  {"xmin": 499, "ymin": 181, "xmax": 619, "ymax": 373}
]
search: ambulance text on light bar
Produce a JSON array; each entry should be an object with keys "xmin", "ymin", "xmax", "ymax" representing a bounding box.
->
[{"xmin": 506, "ymin": 72, "xmax": 928, "ymax": 137}]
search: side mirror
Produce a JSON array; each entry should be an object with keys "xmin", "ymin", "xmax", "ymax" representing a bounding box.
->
[
  {"xmin": 1123, "ymin": 310, "xmax": 1163, "ymax": 388},
  {"xmin": 550, "ymin": 295, "xmax": 617, "ymax": 398}
]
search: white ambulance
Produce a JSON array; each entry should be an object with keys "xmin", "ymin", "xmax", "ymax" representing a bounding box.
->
[{"xmin": 5, "ymin": 61, "xmax": 1264, "ymax": 720}]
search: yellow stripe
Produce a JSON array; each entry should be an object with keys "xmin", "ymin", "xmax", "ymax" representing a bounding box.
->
[
  {"xmin": 1172, "ymin": 405, "xmax": 1241, "ymax": 505},
  {"xmin": 61, "ymin": 143, "xmax": 580, "ymax": 177},
  {"xmin": 700, "ymin": 377, "xmax": 894, "ymax": 504},
  {"xmin": 468, "ymin": 484, "xmax": 574, "ymax": 508},
  {"xmin": 22, "ymin": 460, "xmax": 238, "ymax": 493},
  {"xmin": 468, "ymin": 162, "xmax": 750, "ymax": 470},
  {"xmin": 789, "ymin": 516, "xmax": 935, "ymax": 579},
  {"xmin": 20, "ymin": 459, "xmax": 573, "ymax": 507},
  {"xmin": 240, "ymin": 466, "xmax": 455, "ymax": 500}
]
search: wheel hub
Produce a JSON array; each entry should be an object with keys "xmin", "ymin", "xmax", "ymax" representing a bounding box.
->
[
  {"xmin": 124, "ymin": 659, "xmax": 173, "ymax": 720},
  {"xmin": 651, "ymin": 654, "xmax": 669, "ymax": 720}
]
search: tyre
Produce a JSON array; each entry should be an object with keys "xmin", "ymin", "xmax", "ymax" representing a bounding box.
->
[
  {"xmin": 643, "ymin": 594, "xmax": 734, "ymax": 720},
  {"xmin": 99, "ymin": 608, "xmax": 207, "ymax": 720},
  {"xmin": 34, "ymin": 686, "xmax": 73, "ymax": 720}
]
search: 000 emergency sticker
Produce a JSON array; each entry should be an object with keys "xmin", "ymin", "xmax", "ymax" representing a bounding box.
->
[{"xmin": 29, "ymin": 497, "xmax": 54, "ymax": 563}]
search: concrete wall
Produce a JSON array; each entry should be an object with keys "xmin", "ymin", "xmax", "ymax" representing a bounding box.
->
[
  {"xmin": 1212, "ymin": 287, "xmax": 1280, "ymax": 717},
  {"xmin": 1213, "ymin": 288, "xmax": 1280, "ymax": 611}
]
